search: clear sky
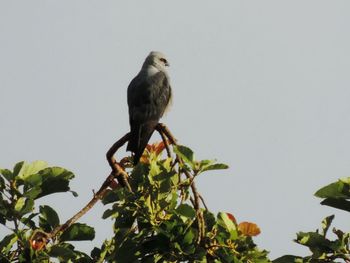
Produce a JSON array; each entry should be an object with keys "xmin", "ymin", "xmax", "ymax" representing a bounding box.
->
[{"xmin": 1, "ymin": 1, "xmax": 350, "ymax": 259}]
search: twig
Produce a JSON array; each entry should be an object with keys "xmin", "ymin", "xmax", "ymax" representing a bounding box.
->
[
  {"xmin": 158, "ymin": 129, "xmax": 171, "ymax": 158},
  {"xmin": 35, "ymin": 124, "xmax": 207, "ymax": 251},
  {"xmin": 155, "ymin": 123, "xmax": 177, "ymax": 145},
  {"xmin": 199, "ymin": 194, "xmax": 208, "ymax": 210},
  {"xmin": 155, "ymin": 123, "xmax": 205, "ymax": 244},
  {"xmin": 106, "ymin": 132, "xmax": 132, "ymax": 191},
  {"xmin": 47, "ymin": 132, "xmax": 133, "ymax": 240},
  {"xmin": 183, "ymin": 172, "xmax": 204, "ymax": 244},
  {"xmin": 49, "ymin": 172, "xmax": 115, "ymax": 238}
]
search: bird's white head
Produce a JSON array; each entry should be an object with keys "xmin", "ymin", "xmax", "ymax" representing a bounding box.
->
[{"xmin": 142, "ymin": 51, "xmax": 170, "ymax": 73}]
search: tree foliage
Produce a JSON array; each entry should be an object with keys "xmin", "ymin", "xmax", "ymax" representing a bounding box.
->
[
  {"xmin": 1, "ymin": 143, "xmax": 350, "ymax": 262},
  {"xmin": 274, "ymin": 178, "xmax": 350, "ymax": 263},
  {"xmin": 92, "ymin": 143, "xmax": 268, "ymax": 262},
  {"xmin": 0, "ymin": 161, "xmax": 94, "ymax": 262}
]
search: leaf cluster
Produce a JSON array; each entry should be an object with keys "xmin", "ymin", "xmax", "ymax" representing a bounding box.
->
[
  {"xmin": 3, "ymin": 145, "xmax": 350, "ymax": 263},
  {"xmin": 274, "ymin": 178, "xmax": 350, "ymax": 262},
  {"xmin": 0, "ymin": 161, "xmax": 94, "ymax": 263},
  {"xmin": 92, "ymin": 145, "xmax": 270, "ymax": 263}
]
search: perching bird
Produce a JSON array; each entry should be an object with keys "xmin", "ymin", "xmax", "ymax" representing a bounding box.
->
[{"xmin": 126, "ymin": 51, "xmax": 172, "ymax": 164}]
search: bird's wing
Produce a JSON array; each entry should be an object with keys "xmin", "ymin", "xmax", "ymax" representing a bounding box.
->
[{"xmin": 127, "ymin": 71, "xmax": 171, "ymax": 163}]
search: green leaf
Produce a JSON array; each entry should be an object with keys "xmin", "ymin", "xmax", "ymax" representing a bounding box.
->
[
  {"xmin": 36, "ymin": 167, "xmax": 75, "ymax": 198},
  {"xmin": 60, "ymin": 223, "xmax": 95, "ymax": 241},
  {"xmin": 14, "ymin": 197, "xmax": 26, "ymax": 212},
  {"xmin": 14, "ymin": 197, "xmax": 34, "ymax": 215},
  {"xmin": 12, "ymin": 161, "xmax": 25, "ymax": 178},
  {"xmin": 321, "ymin": 215, "xmax": 334, "ymax": 236},
  {"xmin": 273, "ymin": 255, "xmax": 303, "ymax": 263},
  {"xmin": 17, "ymin": 160, "xmax": 48, "ymax": 180},
  {"xmin": 203, "ymin": 210, "xmax": 216, "ymax": 232},
  {"xmin": 149, "ymin": 161, "xmax": 161, "ymax": 178},
  {"xmin": 201, "ymin": 163, "xmax": 229, "ymax": 172},
  {"xmin": 23, "ymin": 186, "xmax": 42, "ymax": 199},
  {"xmin": 102, "ymin": 208, "xmax": 115, "ymax": 219},
  {"xmin": 0, "ymin": 233, "xmax": 18, "ymax": 255},
  {"xmin": 0, "ymin": 168, "xmax": 13, "ymax": 182},
  {"xmin": 159, "ymin": 178, "xmax": 172, "ymax": 194},
  {"xmin": 217, "ymin": 212, "xmax": 238, "ymax": 240},
  {"xmin": 13, "ymin": 164, "xmax": 75, "ymax": 199},
  {"xmin": 192, "ymin": 247, "xmax": 207, "ymax": 262},
  {"xmin": 114, "ymin": 238, "xmax": 139, "ymax": 263},
  {"xmin": 23, "ymin": 173, "xmax": 42, "ymax": 187},
  {"xmin": 183, "ymin": 228, "xmax": 195, "ymax": 246},
  {"xmin": 102, "ymin": 190, "xmax": 119, "ymax": 205},
  {"xmin": 49, "ymin": 244, "xmax": 75, "ymax": 259},
  {"xmin": 164, "ymin": 192, "xmax": 178, "ymax": 211},
  {"xmin": 296, "ymin": 232, "xmax": 332, "ymax": 250},
  {"xmin": 176, "ymin": 204, "xmax": 196, "ymax": 219},
  {"xmin": 0, "ymin": 196, "xmax": 8, "ymax": 224},
  {"xmin": 91, "ymin": 240, "xmax": 113, "ymax": 262},
  {"xmin": 315, "ymin": 178, "xmax": 350, "ymax": 199},
  {"xmin": 39, "ymin": 205, "xmax": 60, "ymax": 232},
  {"xmin": 173, "ymin": 145, "xmax": 195, "ymax": 168},
  {"xmin": 320, "ymin": 198, "xmax": 350, "ymax": 212},
  {"xmin": 49, "ymin": 243, "xmax": 93, "ymax": 262},
  {"xmin": 70, "ymin": 190, "xmax": 79, "ymax": 197}
]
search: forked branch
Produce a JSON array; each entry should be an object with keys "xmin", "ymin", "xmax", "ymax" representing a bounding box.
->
[{"xmin": 35, "ymin": 123, "xmax": 206, "ymax": 249}]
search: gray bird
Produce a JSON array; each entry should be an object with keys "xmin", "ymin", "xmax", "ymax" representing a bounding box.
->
[{"xmin": 127, "ymin": 51, "xmax": 172, "ymax": 164}]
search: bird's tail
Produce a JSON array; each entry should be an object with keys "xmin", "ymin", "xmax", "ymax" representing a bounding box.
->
[{"xmin": 127, "ymin": 121, "xmax": 158, "ymax": 165}]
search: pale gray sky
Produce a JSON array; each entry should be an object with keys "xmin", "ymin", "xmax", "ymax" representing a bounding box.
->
[{"xmin": 1, "ymin": 1, "xmax": 350, "ymax": 259}]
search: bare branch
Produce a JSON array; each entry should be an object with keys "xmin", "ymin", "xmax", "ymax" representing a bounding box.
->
[
  {"xmin": 155, "ymin": 123, "xmax": 177, "ymax": 145},
  {"xmin": 47, "ymin": 132, "xmax": 133, "ymax": 240},
  {"xmin": 49, "ymin": 172, "xmax": 115, "ymax": 238},
  {"xmin": 106, "ymin": 132, "xmax": 132, "ymax": 190}
]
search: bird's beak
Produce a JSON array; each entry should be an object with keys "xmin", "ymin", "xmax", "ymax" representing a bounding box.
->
[{"xmin": 165, "ymin": 62, "xmax": 170, "ymax": 67}]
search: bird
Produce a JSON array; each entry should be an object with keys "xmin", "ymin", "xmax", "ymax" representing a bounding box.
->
[{"xmin": 126, "ymin": 51, "xmax": 172, "ymax": 164}]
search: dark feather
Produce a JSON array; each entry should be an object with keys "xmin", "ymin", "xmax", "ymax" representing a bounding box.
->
[{"xmin": 127, "ymin": 71, "xmax": 171, "ymax": 164}]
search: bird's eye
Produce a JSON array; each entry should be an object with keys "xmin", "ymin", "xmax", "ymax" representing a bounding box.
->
[{"xmin": 160, "ymin": 58, "xmax": 167, "ymax": 64}]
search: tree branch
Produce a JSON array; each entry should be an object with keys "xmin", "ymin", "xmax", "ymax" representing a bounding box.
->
[
  {"xmin": 155, "ymin": 123, "xmax": 205, "ymax": 244},
  {"xmin": 46, "ymin": 132, "xmax": 133, "ymax": 240},
  {"xmin": 35, "ymin": 124, "xmax": 206, "ymax": 250},
  {"xmin": 106, "ymin": 132, "xmax": 132, "ymax": 191},
  {"xmin": 49, "ymin": 172, "xmax": 115, "ymax": 238}
]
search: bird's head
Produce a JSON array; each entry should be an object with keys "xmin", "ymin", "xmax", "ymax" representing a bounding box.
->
[{"xmin": 143, "ymin": 51, "xmax": 170, "ymax": 71}]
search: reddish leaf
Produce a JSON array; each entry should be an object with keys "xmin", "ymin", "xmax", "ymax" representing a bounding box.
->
[
  {"xmin": 141, "ymin": 141, "xmax": 168, "ymax": 164},
  {"xmin": 30, "ymin": 231, "xmax": 48, "ymax": 251},
  {"xmin": 226, "ymin": 212, "xmax": 237, "ymax": 224},
  {"xmin": 30, "ymin": 237, "xmax": 46, "ymax": 251}
]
